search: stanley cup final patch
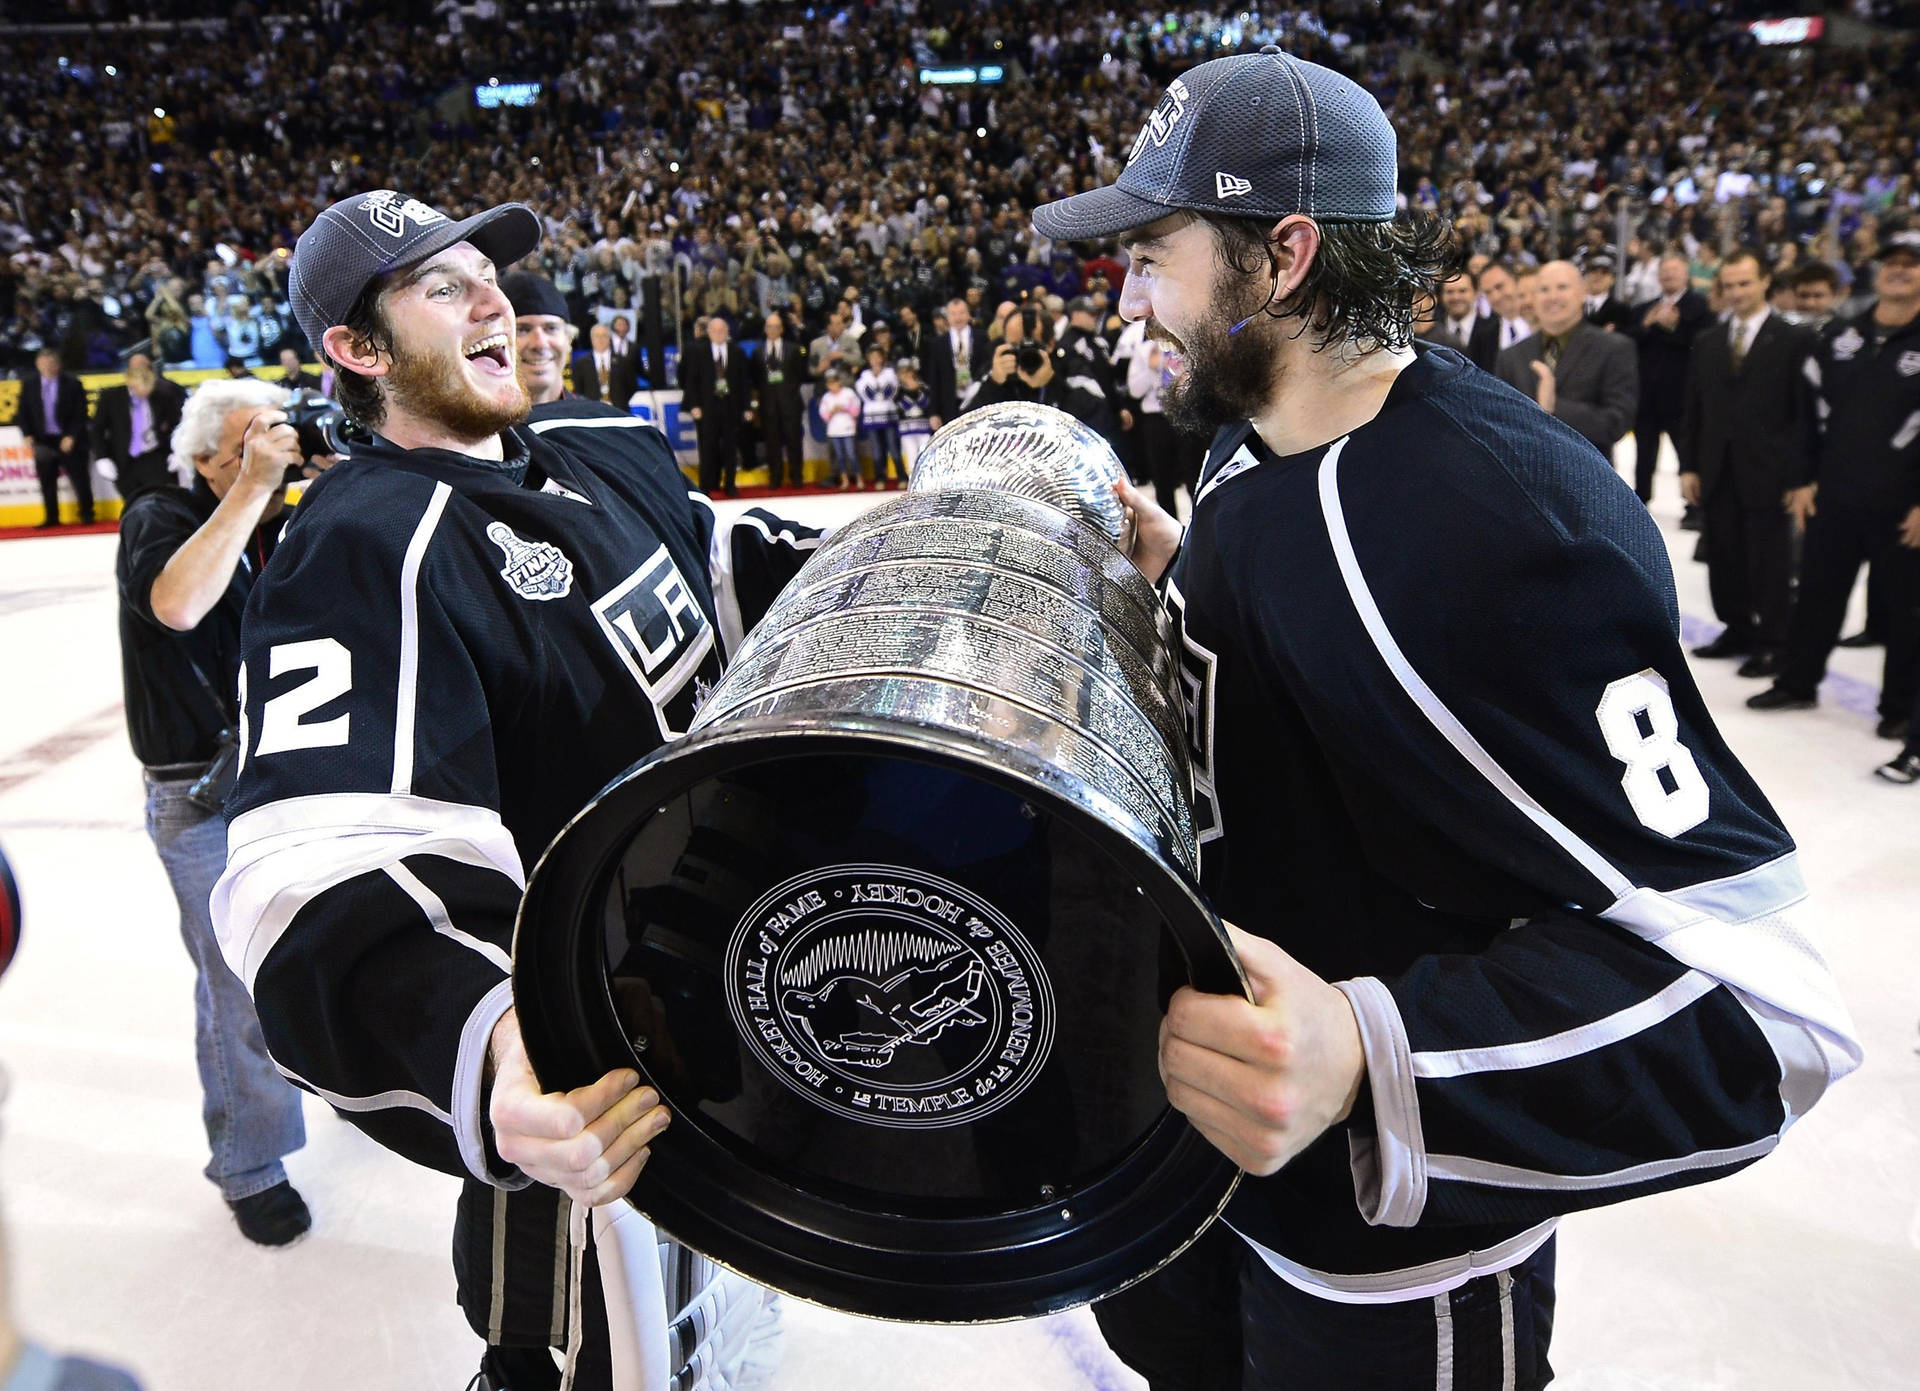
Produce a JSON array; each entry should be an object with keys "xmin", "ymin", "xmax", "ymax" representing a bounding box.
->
[
  {"xmin": 487, "ymin": 522, "xmax": 575, "ymax": 601},
  {"xmin": 725, "ymin": 865, "xmax": 1055, "ymax": 1130}
]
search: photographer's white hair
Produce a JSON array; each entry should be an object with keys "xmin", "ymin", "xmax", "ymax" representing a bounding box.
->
[{"xmin": 168, "ymin": 377, "xmax": 290, "ymax": 486}]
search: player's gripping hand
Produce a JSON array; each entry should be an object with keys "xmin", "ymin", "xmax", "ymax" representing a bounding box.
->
[
  {"xmin": 488, "ymin": 1006, "xmax": 669, "ymax": 1207},
  {"xmin": 1113, "ymin": 477, "xmax": 1182, "ymax": 585},
  {"xmin": 1159, "ymin": 925, "xmax": 1365, "ymax": 1177}
]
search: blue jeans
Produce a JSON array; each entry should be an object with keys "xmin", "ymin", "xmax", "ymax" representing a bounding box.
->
[
  {"xmin": 827, "ymin": 435, "xmax": 858, "ymax": 480},
  {"xmin": 144, "ymin": 774, "xmax": 305, "ymax": 1201}
]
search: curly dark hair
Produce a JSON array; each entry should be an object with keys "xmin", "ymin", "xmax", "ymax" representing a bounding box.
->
[
  {"xmin": 322, "ymin": 278, "xmax": 396, "ymax": 430},
  {"xmin": 1193, "ymin": 209, "xmax": 1460, "ymax": 354}
]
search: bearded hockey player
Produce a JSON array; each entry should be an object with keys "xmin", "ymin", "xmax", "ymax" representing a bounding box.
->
[{"xmin": 210, "ymin": 191, "xmax": 818, "ymax": 1390}]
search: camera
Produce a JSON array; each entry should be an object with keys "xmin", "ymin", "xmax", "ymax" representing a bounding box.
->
[
  {"xmin": 1016, "ymin": 342, "xmax": 1049, "ymax": 376},
  {"xmin": 1014, "ymin": 306, "xmax": 1049, "ymax": 376},
  {"xmin": 281, "ymin": 389, "xmax": 352, "ymax": 478}
]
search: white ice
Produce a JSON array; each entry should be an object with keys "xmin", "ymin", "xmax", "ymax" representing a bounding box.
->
[{"xmin": 0, "ymin": 462, "xmax": 1914, "ymax": 1390}]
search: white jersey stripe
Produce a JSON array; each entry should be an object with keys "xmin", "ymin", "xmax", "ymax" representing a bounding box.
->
[
  {"xmin": 1426, "ymin": 1135, "xmax": 1777, "ymax": 1192},
  {"xmin": 1411, "ymin": 971, "xmax": 1717, "ymax": 1079},
  {"xmin": 385, "ymin": 861, "xmax": 513, "ymax": 974},
  {"xmin": 274, "ymin": 1061, "xmax": 453, "ymax": 1127},
  {"xmin": 392, "ymin": 481, "xmax": 452, "ymax": 796}
]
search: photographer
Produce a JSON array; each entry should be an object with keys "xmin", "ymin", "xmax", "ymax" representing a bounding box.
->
[
  {"xmin": 113, "ymin": 377, "xmax": 329, "ymax": 1247},
  {"xmin": 966, "ymin": 300, "xmax": 1055, "ymax": 412}
]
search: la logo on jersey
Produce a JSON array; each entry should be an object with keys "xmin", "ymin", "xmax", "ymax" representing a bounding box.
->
[
  {"xmin": 592, "ymin": 544, "xmax": 715, "ymax": 736},
  {"xmin": 1128, "ymin": 78, "xmax": 1190, "ymax": 164},
  {"xmin": 363, "ymin": 190, "xmax": 447, "ymax": 239},
  {"xmin": 487, "ymin": 523, "xmax": 573, "ymax": 601},
  {"xmin": 1163, "ymin": 579, "xmax": 1223, "ymax": 854}
]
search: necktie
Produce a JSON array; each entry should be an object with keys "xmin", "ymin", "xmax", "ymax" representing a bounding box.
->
[
  {"xmin": 1542, "ymin": 336, "xmax": 1562, "ymax": 370},
  {"xmin": 1730, "ymin": 321, "xmax": 1749, "ymax": 373}
]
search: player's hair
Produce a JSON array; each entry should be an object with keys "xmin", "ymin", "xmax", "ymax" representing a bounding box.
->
[
  {"xmin": 1193, "ymin": 208, "xmax": 1458, "ymax": 354},
  {"xmin": 1793, "ymin": 259, "xmax": 1841, "ymax": 291},
  {"xmin": 324, "ymin": 278, "xmax": 397, "ymax": 430}
]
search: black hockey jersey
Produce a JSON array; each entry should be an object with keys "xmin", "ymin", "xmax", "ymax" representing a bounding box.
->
[
  {"xmin": 211, "ymin": 401, "xmax": 820, "ymax": 1184},
  {"xmin": 1169, "ymin": 345, "xmax": 1859, "ymax": 1301}
]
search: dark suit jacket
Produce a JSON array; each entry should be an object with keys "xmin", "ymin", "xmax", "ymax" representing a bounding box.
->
[
  {"xmin": 1584, "ymin": 298, "xmax": 1636, "ymax": 334},
  {"xmin": 754, "ymin": 337, "xmax": 807, "ymax": 419},
  {"xmin": 1679, "ymin": 311, "xmax": 1815, "ymax": 507},
  {"xmin": 1627, "ymin": 292, "xmax": 1712, "ymax": 429},
  {"xmin": 1419, "ymin": 314, "xmax": 1500, "ymax": 372},
  {"xmin": 926, "ymin": 326, "xmax": 993, "ymax": 423},
  {"xmin": 91, "ymin": 379, "xmax": 184, "ymax": 464},
  {"xmin": 19, "ymin": 372, "xmax": 88, "ymax": 445},
  {"xmin": 573, "ymin": 350, "xmax": 638, "ymax": 408},
  {"xmin": 1495, "ymin": 320, "xmax": 1639, "ymax": 456},
  {"xmin": 679, "ymin": 342, "xmax": 754, "ymax": 426}
]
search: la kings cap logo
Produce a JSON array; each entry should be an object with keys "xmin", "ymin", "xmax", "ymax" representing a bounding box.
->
[
  {"xmin": 363, "ymin": 190, "xmax": 447, "ymax": 239},
  {"xmin": 487, "ymin": 523, "xmax": 573, "ymax": 601},
  {"xmin": 725, "ymin": 865, "xmax": 1055, "ymax": 1130},
  {"xmin": 1128, "ymin": 78, "xmax": 1190, "ymax": 165}
]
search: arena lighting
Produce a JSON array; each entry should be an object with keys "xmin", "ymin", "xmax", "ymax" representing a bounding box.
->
[
  {"xmin": 918, "ymin": 64, "xmax": 1006, "ymax": 86},
  {"xmin": 153, "ymin": 107, "xmax": 165, "ymax": 118},
  {"xmin": 106, "ymin": 65, "xmax": 117, "ymax": 76},
  {"xmin": 1748, "ymin": 16, "xmax": 1824, "ymax": 44},
  {"xmin": 977, "ymin": 127, "xmax": 987, "ymax": 138}
]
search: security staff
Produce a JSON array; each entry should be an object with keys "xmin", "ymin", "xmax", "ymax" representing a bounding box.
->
[{"xmin": 1749, "ymin": 220, "xmax": 1920, "ymax": 756}]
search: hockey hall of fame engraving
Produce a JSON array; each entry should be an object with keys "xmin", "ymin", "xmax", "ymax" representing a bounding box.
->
[{"xmin": 723, "ymin": 864, "xmax": 1057, "ymax": 1131}]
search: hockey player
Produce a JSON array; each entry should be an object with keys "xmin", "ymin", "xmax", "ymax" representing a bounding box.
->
[
  {"xmin": 1035, "ymin": 50, "xmax": 1860, "ymax": 1390},
  {"xmin": 210, "ymin": 191, "xmax": 820, "ymax": 1389}
]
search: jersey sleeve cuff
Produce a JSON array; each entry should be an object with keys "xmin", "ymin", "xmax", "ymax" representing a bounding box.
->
[
  {"xmin": 455, "ymin": 977, "xmax": 530, "ymax": 1190},
  {"xmin": 1334, "ymin": 975, "xmax": 1428, "ymax": 1228}
]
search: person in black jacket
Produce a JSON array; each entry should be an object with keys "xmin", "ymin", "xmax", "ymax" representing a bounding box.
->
[
  {"xmin": 967, "ymin": 302, "xmax": 1055, "ymax": 412},
  {"xmin": 754, "ymin": 311, "xmax": 808, "ymax": 487},
  {"xmin": 115, "ymin": 375, "xmax": 317, "ymax": 1247},
  {"xmin": 1627, "ymin": 254, "xmax": 1712, "ymax": 503},
  {"xmin": 1749, "ymin": 223, "xmax": 1920, "ymax": 748},
  {"xmin": 925, "ymin": 296, "xmax": 991, "ymax": 425},
  {"xmin": 1581, "ymin": 256, "xmax": 1636, "ymax": 333},
  {"xmin": 574, "ymin": 322, "xmax": 638, "ymax": 409},
  {"xmin": 1680, "ymin": 250, "xmax": 1817, "ymax": 677},
  {"xmin": 1418, "ymin": 269, "xmax": 1500, "ymax": 370},
  {"xmin": 1034, "ymin": 50, "xmax": 1855, "ymax": 1391},
  {"xmin": 1054, "ymin": 295, "xmax": 1131, "ymax": 442},
  {"xmin": 19, "ymin": 346, "xmax": 93, "ymax": 526},
  {"xmin": 91, "ymin": 352, "xmax": 186, "ymax": 504}
]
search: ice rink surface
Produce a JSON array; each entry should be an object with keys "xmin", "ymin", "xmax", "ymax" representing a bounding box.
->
[{"xmin": 0, "ymin": 458, "xmax": 1914, "ymax": 1390}]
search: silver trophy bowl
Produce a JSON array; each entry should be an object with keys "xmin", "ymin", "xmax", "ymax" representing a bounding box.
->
[{"xmin": 513, "ymin": 403, "xmax": 1241, "ymax": 1324}]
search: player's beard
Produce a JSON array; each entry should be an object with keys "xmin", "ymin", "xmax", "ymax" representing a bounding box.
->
[
  {"xmin": 386, "ymin": 339, "xmax": 531, "ymax": 442},
  {"xmin": 1162, "ymin": 269, "xmax": 1285, "ymax": 438}
]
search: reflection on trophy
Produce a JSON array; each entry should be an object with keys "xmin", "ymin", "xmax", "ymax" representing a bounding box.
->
[{"xmin": 512, "ymin": 403, "xmax": 1243, "ymax": 1323}]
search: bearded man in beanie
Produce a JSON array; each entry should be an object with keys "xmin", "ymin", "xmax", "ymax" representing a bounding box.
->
[{"xmin": 1036, "ymin": 47, "xmax": 1858, "ymax": 1390}]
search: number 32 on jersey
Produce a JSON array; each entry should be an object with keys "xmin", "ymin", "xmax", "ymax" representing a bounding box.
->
[{"xmin": 1596, "ymin": 670, "xmax": 1708, "ymax": 838}]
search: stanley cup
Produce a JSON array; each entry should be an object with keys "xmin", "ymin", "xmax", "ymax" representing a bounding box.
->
[{"xmin": 511, "ymin": 403, "xmax": 1242, "ymax": 1323}]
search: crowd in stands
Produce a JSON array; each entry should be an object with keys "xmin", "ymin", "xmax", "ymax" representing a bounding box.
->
[{"xmin": 2, "ymin": 0, "xmax": 1918, "ymax": 378}]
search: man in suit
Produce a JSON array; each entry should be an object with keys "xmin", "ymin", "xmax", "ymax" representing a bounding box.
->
[
  {"xmin": 1627, "ymin": 253, "xmax": 1713, "ymax": 503},
  {"xmin": 1419, "ymin": 269, "xmax": 1499, "ymax": 370},
  {"xmin": 1581, "ymin": 256, "xmax": 1636, "ymax": 333},
  {"xmin": 755, "ymin": 311, "xmax": 808, "ymax": 487},
  {"xmin": 926, "ymin": 296, "xmax": 991, "ymax": 428},
  {"xmin": 574, "ymin": 322, "xmax": 637, "ymax": 408},
  {"xmin": 20, "ymin": 346, "xmax": 93, "ymax": 527},
  {"xmin": 90, "ymin": 352, "xmax": 185, "ymax": 504},
  {"xmin": 680, "ymin": 314, "xmax": 754, "ymax": 494},
  {"xmin": 1496, "ymin": 260, "xmax": 1639, "ymax": 458},
  {"xmin": 1679, "ymin": 249, "xmax": 1816, "ymax": 677},
  {"xmin": 1476, "ymin": 262, "xmax": 1532, "ymax": 352},
  {"xmin": 609, "ymin": 314, "xmax": 639, "ymax": 370}
]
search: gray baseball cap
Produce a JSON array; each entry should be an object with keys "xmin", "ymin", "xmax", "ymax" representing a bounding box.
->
[
  {"xmin": 1033, "ymin": 46, "xmax": 1397, "ymax": 242},
  {"xmin": 289, "ymin": 190, "xmax": 541, "ymax": 353}
]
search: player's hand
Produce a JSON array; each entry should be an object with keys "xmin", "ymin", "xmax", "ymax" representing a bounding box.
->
[
  {"xmin": 1784, "ymin": 484, "xmax": 1817, "ymax": 527},
  {"xmin": 238, "ymin": 410, "xmax": 301, "ymax": 491},
  {"xmin": 488, "ymin": 1007, "xmax": 669, "ymax": 1207},
  {"xmin": 1114, "ymin": 476, "xmax": 1181, "ymax": 584},
  {"xmin": 1528, "ymin": 359, "xmax": 1556, "ymax": 413},
  {"xmin": 1899, "ymin": 505, "xmax": 1920, "ymax": 549},
  {"xmin": 1159, "ymin": 925, "xmax": 1366, "ymax": 1178},
  {"xmin": 1679, "ymin": 470, "xmax": 1702, "ymax": 507}
]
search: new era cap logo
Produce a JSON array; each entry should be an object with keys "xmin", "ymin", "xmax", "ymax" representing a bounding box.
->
[
  {"xmin": 362, "ymin": 190, "xmax": 447, "ymax": 239},
  {"xmin": 1215, "ymin": 172, "xmax": 1253, "ymax": 199}
]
